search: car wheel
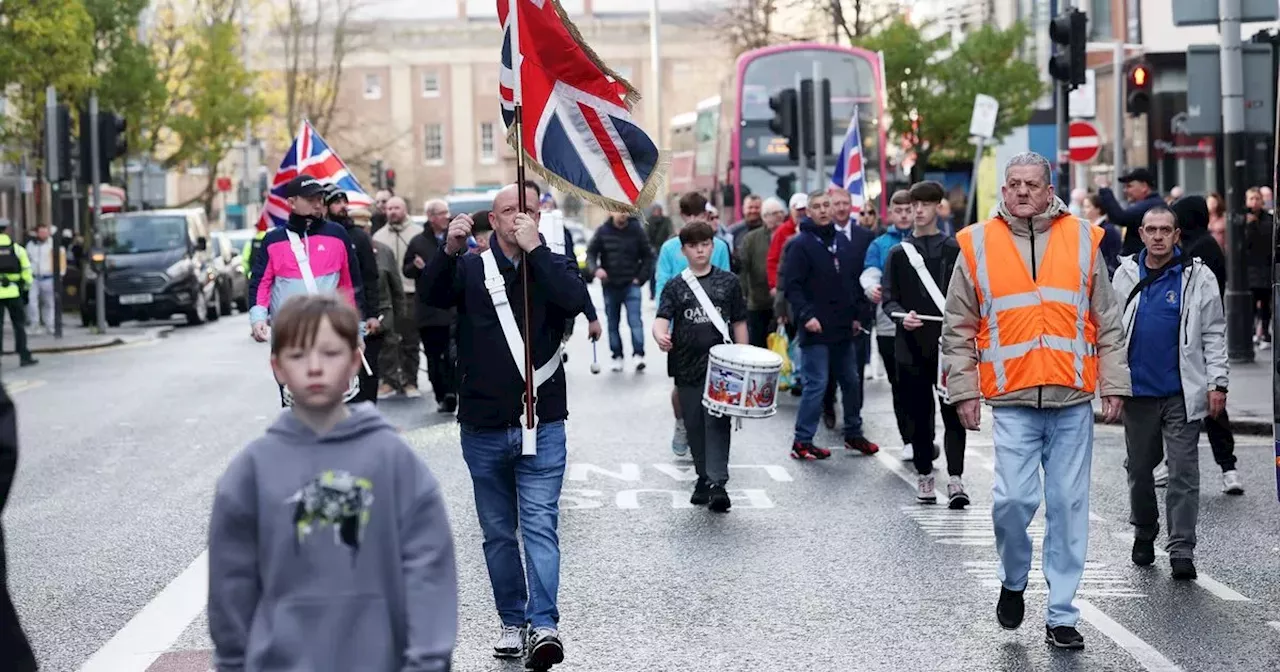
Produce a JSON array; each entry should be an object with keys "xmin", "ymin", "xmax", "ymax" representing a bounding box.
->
[
  {"xmin": 235, "ymin": 296, "xmax": 248, "ymax": 313},
  {"xmin": 218, "ymin": 281, "xmax": 233, "ymax": 316},
  {"xmin": 107, "ymin": 315, "xmax": 122, "ymax": 328},
  {"xmin": 206, "ymin": 285, "xmax": 221, "ymax": 322}
]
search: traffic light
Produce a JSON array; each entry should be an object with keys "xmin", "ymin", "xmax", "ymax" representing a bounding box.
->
[
  {"xmin": 370, "ymin": 160, "xmax": 384, "ymax": 190},
  {"xmin": 80, "ymin": 110, "xmax": 127, "ymax": 183},
  {"xmin": 1126, "ymin": 62, "xmax": 1153, "ymax": 116},
  {"xmin": 1048, "ymin": 8, "xmax": 1088, "ymax": 89},
  {"xmin": 50, "ymin": 105, "xmax": 71, "ymax": 182},
  {"xmin": 768, "ymin": 88, "xmax": 799, "ymax": 161},
  {"xmin": 384, "ymin": 167, "xmax": 396, "ymax": 191},
  {"xmin": 798, "ymin": 78, "xmax": 833, "ymax": 159}
]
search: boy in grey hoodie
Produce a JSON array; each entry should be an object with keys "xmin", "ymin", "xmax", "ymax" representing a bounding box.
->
[{"xmin": 208, "ymin": 295, "xmax": 458, "ymax": 672}]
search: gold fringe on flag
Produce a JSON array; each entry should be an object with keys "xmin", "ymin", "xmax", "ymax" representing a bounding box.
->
[{"xmin": 546, "ymin": 0, "xmax": 642, "ymax": 110}]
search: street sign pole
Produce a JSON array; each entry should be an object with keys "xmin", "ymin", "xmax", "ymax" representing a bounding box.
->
[
  {"xmin": 1056, "ymin": 81, "xmax": 1071, "ymax": 193},
  {"xmin": 795, "ymin": 72, "xmax": 807, "ymax": 193},
  {"xmin": 1113, "ymin": 41, "xmax": 1126, "ymax": 191},
  {"xmin": 965, "ymin": 94, "xmax": 999, "ymax": 228},
  {"xmin": 90, "ymin": 94, "xmax": 106, "ymax": 332},
  {"xmin": 811, "ymin": 61, "xmax": 824, "ymax": 191},
  {"xmin": 1220, "ymin": 0, "xmax": 1253, "ymax": 363}
]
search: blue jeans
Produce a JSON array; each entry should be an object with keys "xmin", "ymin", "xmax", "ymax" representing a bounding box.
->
[
  {"xmin": 460, "ymin": 421, "xmax": 567, "ymax": 629},
  {"xmin": 603, "ymin": 283, "xmax": 645, "ymax": 359},
  {"xmin": 794, "ymin": 340, "xmax": 863, "ymax": 443},
  {"xmin": 991, "ymin": 402, "xmax": 1093, "ymax": 627}
]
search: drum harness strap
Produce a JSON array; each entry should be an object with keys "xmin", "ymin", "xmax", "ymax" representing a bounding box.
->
[
  {"xmin": 898, "ymin": 242, "xmax": 951, "ymax": 403},
  {"xmin": 681, "ymin": 268, "xmax": 731, "ymax": 343},
  {"xmin": 682, "ymin": 268, "xmax": 747, "ymax": 428},
  {"xmin": 481, "ymin": 249, "xmax": 563, "ymax": 456},
  {"xmin": 282, "ymin": 229, "xmax": 365, "ymax": 405}
]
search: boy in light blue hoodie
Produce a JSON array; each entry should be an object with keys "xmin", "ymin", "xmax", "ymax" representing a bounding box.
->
[{"xmin": 208, "ymin": 295, "xmax": 457, "ymax": 672}]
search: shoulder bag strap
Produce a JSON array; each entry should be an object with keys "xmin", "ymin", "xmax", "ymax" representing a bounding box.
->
[
  {"xmin": 285, "ymin": 229, "xmax": 319, "ymax": 295},
  {"xmin": 899, "ymin": 241, "xmax": 946, "ymax": 315},
  {"xmin": 681, "ymin": 268, "xmax": 731, "ymax": 343}
]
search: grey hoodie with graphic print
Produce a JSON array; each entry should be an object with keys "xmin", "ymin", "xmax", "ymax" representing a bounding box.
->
[{"xmin": 208, "ymin": 403, "xmax": 457, "ymax": 672}]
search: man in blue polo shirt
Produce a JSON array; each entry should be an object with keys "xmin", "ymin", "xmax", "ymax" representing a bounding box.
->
[{"xmin": 1112, "ymin": 206, "xmax": 1229, "ymax": 582}]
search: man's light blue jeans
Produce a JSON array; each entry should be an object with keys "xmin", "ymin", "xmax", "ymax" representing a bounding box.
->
[
  {"xmin": 460, "ymin": 421, "xmax": 567, "ymax": 629},
  {"xmin": 991, "ymin": 402, "xmax": 1093, "ymax": 628},
  {"xmin": 794, "ymin": 339, "xmax": 863, "ymax": 443}
]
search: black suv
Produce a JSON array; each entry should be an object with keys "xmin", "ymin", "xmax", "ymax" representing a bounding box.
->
[{"xmin": 82, "ymin": 209, "xmax": 222, "ymax": 327}]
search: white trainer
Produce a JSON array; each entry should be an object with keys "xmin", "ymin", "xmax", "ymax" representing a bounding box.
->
[
  {"xmin": 493, "ymin": 624, "xmax": 525, "ymax": 659},
  {"xmin": 916, "ymin": 474, "xmax": 936, "ymax": 504},
  {"xmin": 1154, "ymin": 461, "xmax": 1169, "ymax": 488},
  {"xmin": 1222, "ymin": 470, "xmax": 1244, "ymax": 495}
]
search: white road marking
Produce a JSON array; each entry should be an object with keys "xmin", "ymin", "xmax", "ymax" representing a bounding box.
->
[
  {"xmin": 873, "ymin": 445, "xmax": 1179, "ymax": 670},
  {"xmin": 1108, "ymin": 532, "xmax": 1251, "ymax": 601},
  {"xmin": 1077, "ymin": 600, "xmax": 1185, "ymax": 672},
  {"xmin": 77, "ymin": 551, "xmax": 208, "ymax": 672},
  {"xmin": 5, "ymin": 379, "xmax": 45, "ymax": 395}
]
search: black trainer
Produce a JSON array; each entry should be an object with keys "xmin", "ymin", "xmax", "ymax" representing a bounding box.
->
[
  {"xmin": 1045, "ymin": 625, "xmax": 1085, "ymax": 649},
  {"xmin": 525, "ymin": 627, "xmax": 565, "ymax": 671},
  {"xmin": 708, "ymin": 483, "xmax": 732, "ymax": 513},
  {"xmin": 996, "ymin": 587, "xmax": 1025, "ymax": 630},
  {"xmin": 1132, "ymin": 538, "xmax": 1155, "ymax": 567},
  {"xmin": 690, "ymin": 477, "xmax": 711, "ymax": 506},
  {"xmin": 1170, "ymin": 557, "xmax": 1198, "ymax": 580}
]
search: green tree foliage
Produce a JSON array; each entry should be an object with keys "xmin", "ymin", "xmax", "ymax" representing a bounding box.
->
[
  {"xmin": 0, "ymin": 0, "xmax": 96, "ymax": 154},
  {"xmin": 82, "ymin": 0, "xmax": 166, "ymax": 156},
  {"xmin": 859, "ymin": 19, "xmax": 1045, "ymax": 175}
]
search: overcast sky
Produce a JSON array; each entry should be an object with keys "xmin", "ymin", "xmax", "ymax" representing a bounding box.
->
[{"xmin": 368, "ymin": 0, "xmax": 701, "ymax": 20}]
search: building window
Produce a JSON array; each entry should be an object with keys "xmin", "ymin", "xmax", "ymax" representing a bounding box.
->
[
  {"xmin": 422, "ymin": 71, "xmax": 440, "ymax": 97},
  {"xmin": 424, "ymin": 124, "xmax": 445, "ymax": 164},
  {"xmin": 364, "ymin": 73, "xmax": 382, "ymax": 100},
  {"xmin": 613, "ymin": 65, "xmax": 633, "ymax": 83},
  {"xmin": 1089, "ymin": 0, "xmax": 1113, "ymax": 40},
  {"xmin": 480, "ymin": 122, "xmax": 496, "ymax": 162}
]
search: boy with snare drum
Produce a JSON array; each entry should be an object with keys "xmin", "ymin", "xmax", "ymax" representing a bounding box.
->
[{"xmin": 653, "ymin": 220, "xmax": 748, "ymax": 513}]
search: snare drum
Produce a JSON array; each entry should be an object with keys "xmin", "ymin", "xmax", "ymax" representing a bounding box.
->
[{"xmin": 703, "ymin": 344, "xmax": 784, "ymax": 419}]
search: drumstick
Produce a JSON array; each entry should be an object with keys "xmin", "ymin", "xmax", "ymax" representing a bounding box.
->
[{"xmin": 890, "ymin": 311, "xmax": 944, "ymax": 323}]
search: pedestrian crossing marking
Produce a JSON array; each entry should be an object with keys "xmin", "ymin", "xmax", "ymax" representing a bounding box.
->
[
  {"xmin": 964, "ymin": 561, "xmax": 1146, "ymax": 598},
  {"xmin": 5, "ymin": 379, "xmax": 45, "ymax": 395}
]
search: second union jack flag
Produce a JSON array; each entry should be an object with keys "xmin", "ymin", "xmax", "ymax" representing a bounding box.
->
[{"xmin": 258, "ymin": 121, "xmax": 373, "ymax": 229}]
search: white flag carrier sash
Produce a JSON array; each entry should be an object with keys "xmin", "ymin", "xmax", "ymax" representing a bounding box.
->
[
  {"xmin": 481, "ymin": 249, "xmax": 563, "ymax": 456},
  {"xmin": 282, "ymin": 229, "xmax": 365, "ymax": 403},
  {"xmin": 899, "ymin": 242, "xmax": 951, "ymax": 403},
  {"xmin": 681, "ymin": 268, "xmax": 731, "ymax": 343}
]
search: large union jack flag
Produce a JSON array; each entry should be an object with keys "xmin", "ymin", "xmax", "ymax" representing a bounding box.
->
[
  {"xmin": 829, "ymin": 104, "xmax": 866, "ymax": 209},
  {"xmin": 498, "ymin": 0, "xmax": 666, "ymax": 212},
  {"xmin": 257, "ymin": 120, "xmax": 373, "ymax": 229}
]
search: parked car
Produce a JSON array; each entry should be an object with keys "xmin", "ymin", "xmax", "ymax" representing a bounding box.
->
[
  {"xmin": 564, "ymin": 220, "xmax": 591, "ymax": 282},
  {"xmin": 81, "ymin": 208, "xmax": 221, "ymax": 327},
  {"xmin": 223, "ymin": 227, "xmax": 259, "ymax": 278},
  {"xmin": 210, "ymin": 231, "xmax": 248, "ymax": 314}
]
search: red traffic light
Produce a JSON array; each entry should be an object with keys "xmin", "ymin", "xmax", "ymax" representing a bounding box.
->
[{"xmin": 385, "ymin": 169, "xmax": 396, "ymax": 180}]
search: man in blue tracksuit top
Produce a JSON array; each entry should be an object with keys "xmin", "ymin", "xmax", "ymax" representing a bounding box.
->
[
  {"xmin": 419, "ymin": 181, "xmax": 586, "ymax": 670},
  {"xmin": 783, "ymin": 189, "xmax": 879, "ymax": 459}
]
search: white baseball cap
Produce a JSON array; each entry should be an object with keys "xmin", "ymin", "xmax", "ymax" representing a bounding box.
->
[{"xmin": 789, "ymin": 193, "xmax": 809, "ymax": 210}]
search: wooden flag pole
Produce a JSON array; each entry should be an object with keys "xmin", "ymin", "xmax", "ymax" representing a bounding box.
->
[{"xmin": 509, "ymin": 0, "xmax": 536, "ymax": 435}]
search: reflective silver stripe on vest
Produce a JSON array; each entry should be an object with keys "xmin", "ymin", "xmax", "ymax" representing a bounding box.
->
[{"xmin": 970, "ymin": 219, "xmax": 1096, "ymax": 394}]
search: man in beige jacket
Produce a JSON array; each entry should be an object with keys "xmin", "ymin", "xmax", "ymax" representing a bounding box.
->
[
  {"xmin": 941, "ymin": 152, "xmax": 1130, "ymax": 651},
  {"xmin": 372, "ymin": 196, "xmax": 425, "ymax": 398}
]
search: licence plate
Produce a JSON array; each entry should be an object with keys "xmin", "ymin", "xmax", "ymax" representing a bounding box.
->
[{"xmin": 119, "ymin": 293, "xmax": 154, "ymax": 305}]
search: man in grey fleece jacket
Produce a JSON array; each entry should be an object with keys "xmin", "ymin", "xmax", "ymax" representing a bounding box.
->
[{"xmin": 208, "ymin": 405, "xmax": 457, "ymax": 671}]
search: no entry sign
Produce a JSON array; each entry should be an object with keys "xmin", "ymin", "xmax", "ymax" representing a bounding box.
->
[{"xmin": 1068, "ymin": 121, "xmax": 1101, "ymax": 163}]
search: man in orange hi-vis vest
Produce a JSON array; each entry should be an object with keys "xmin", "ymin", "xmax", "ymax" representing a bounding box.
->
[{"xmin": 940, "ymin": 152, "xmax": 1131, "ymax": 651}]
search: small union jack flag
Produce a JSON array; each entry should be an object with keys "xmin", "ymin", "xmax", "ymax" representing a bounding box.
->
[
  {"xmin": 257, "ymin": 121, "xmax": 373, "ymax": 229},
  {"xmin": 498, "ymin": 0, "xmax": 666, "ymax": 212},
  {"xmin": 830, "ymin": 104, "xmax": 866, "ymax": 208}
]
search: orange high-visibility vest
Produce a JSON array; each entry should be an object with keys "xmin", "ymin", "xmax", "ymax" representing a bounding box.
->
[{"xmin": 956, "ymin": 214, "xmax": 1105, "ymax": 399}]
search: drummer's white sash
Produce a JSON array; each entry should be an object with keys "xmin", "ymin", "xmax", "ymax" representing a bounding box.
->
[
  {"xmin": 481, "ymin": 249, "xmax": 563, "ymax": 456},
  {"xmin": 681, "ymin": 268, "xmax": 731, "ymax": 344},
  {"xmin": 899, "ymin": 242, "xmax": 950, "ymax": 403}
]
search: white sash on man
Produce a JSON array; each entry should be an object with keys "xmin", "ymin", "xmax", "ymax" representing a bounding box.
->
[
  {"xmin": 681, "ymin": 268, "xmax": 731, "ymax": 343},
  {"xmin": 899, "ymin": 242, "xmax": 951, "ymax": 403},
  {"xmin": 481, "ymin": 249, "xmax": 564, "ymax": 456},
  {"xmin": 283, "ymin": 228, "xmax": 363, "ymax": 403}
]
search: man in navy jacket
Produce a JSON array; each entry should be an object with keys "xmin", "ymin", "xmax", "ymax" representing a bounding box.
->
[
  {"xmin": 783, "ymin": 189, "xmax": 880, "ymax": 459},
  {"xmin": 825, "ymin": 186, "xmax": 877, "ymax": 429},
  {"xmin": 419, "ymin": 181, "xmax": 586, "ymax": 669}
]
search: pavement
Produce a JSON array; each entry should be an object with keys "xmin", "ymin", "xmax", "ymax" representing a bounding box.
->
[
  {"xmin": 5, "ymin": 301, "xmax": 1280, "ymax": 672},
  {"xmin": 1093, "ymin": 358, "xmax": 1276, "ymax": 435},
  {"xmin": 1, "ymin": 316, "xmax": 174, "ymax": 355}
]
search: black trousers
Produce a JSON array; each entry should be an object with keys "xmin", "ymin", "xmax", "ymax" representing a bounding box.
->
[
  {"xmin": 419, "ymin": 325, "xmax": 457, "ymax": 403},
  {"xmin": 878, "ymin": 335, "xmax": 914, "ymax": 445},
  {"xmin": 1251, "ymin": 288, "xmax": 1272, "ymax": 339},
  {"xmin": 1205, "ymin": 408, "xmax": 1236, "ymax": 472},
  {"xmin": 0, "ymin": 300, "xmax": 29, "ymax": 360},
  {"xmin": 0, "ymin": 525, "xmax": 37, "ymax": 672},
  {"xmin": 357, "ymin": 335, "xmax": 384, "ymax": 404},
  {"xmin": 747, "ymin": 309, "xmax": 774, "ymax": 349},
  {"xmin": 899, "ymin": 356, "xmax": 965, "ymax": 477}
]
